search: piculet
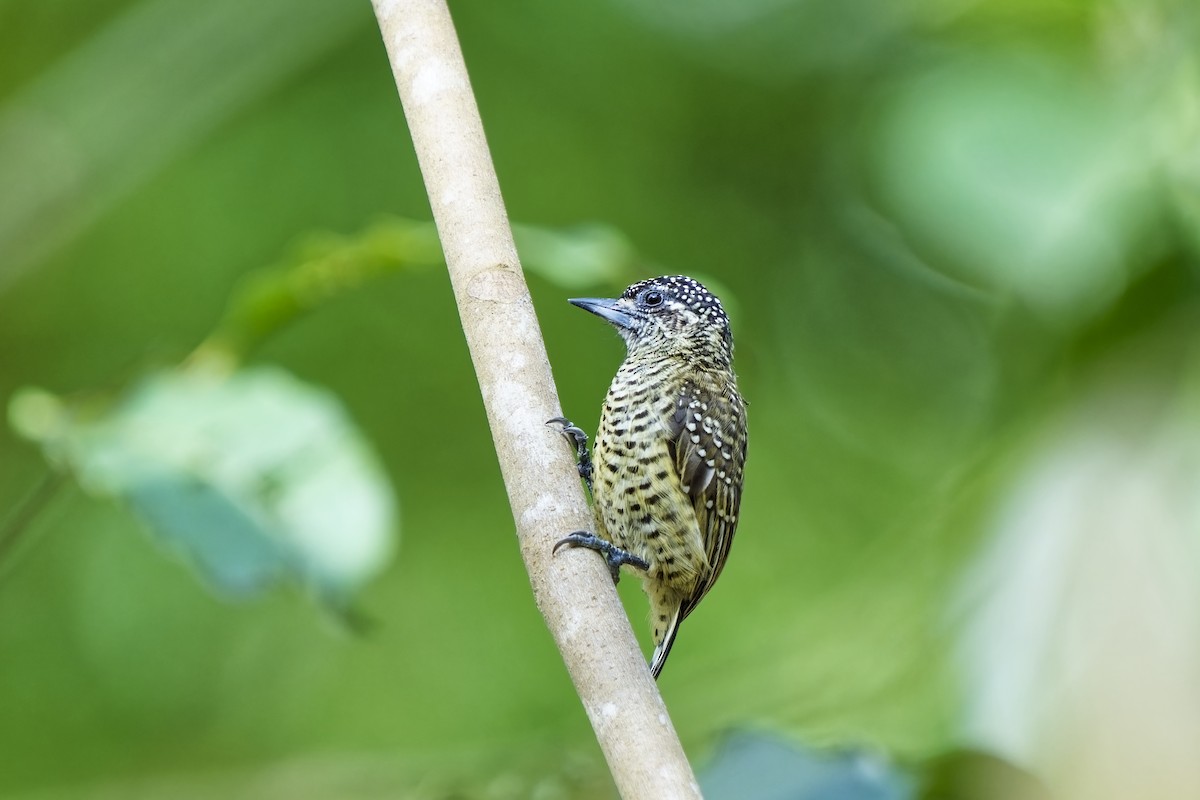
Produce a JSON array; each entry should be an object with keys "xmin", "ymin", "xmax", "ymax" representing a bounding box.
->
[{"xmin": 552, "ymin": 275, "xmax": 748, "ymax": 678}]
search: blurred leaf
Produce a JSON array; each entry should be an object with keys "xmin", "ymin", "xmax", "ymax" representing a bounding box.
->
[
  {"xmin": 9, "ymin": 365, "xmax": 396, "ymax": 607},
  {"xmin": 204, "ymin": 216, "xmax": 643, "ymax": 359},
  {"xmin": 919, "ymin": 750, "xmax": 1051, "ymax": 800},
  {"xmin": 701, "ymin": 730, "xmax": 913, "ymax": 800},
  {"xmin": 512, "ymin": 221, "xmax": 641, "ymax": 288},
  {"xmin": 206, "ymin": 217, "xmax": 444, "ymax": 359},
  {"xmin": 870, "ymin": 47, "xmax": 1156, "ymax": 325}
]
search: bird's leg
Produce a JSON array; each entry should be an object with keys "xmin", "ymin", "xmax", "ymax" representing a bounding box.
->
[
  {"xmin": 553, "ymin": 531, "xmax": 649, "ymax": 584},
  {"xmin": 546, "ymin": 416, "xmax": 593, "ymax": 492}
]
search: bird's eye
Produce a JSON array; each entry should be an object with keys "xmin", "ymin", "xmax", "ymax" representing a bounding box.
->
[{"xmin": 642, "ymin": 290, "xmax": 664, "ymax": 307}]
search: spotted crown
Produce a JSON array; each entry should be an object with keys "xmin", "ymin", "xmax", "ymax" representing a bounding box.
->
[{"xmin": 622, "ymin": 275, "xmax": 729, "ymax": 326}]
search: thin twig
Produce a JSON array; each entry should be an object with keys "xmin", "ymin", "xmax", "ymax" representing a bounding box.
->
[{"xmin": 369, "ymin": 2, "xmax": 702, "ymax": 797}]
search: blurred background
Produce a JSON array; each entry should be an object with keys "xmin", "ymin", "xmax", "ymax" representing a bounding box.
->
[{"xmin": 2, "ymin": 0, "xmax": 1199, "ymax": 797}]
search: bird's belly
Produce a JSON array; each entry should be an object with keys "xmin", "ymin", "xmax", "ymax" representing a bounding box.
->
[{"xmin": 592, "ymin": 441, "xmax": 707, "ymax": 590}]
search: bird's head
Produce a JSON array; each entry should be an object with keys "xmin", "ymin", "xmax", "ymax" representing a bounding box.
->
[{"xmin": 569, "ymin": 275, "xmax": 733, "ymax": 364}]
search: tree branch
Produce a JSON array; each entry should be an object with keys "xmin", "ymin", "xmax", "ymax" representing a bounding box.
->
[{"xmin": 369, "ymin": 1, "xmax": 701, "ymax": 797}]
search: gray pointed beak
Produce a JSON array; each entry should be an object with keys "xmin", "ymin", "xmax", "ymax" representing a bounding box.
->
[{"xmin": 568, "ymin": 297, "xmax": 636, "ymax": 330}]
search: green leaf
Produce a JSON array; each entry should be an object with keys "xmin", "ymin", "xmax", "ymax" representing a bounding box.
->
[{"xmin": 9, "ymin": 366, "xmax": 397, "ymax": 607}]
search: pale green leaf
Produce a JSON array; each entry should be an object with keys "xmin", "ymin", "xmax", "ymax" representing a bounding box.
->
[{"xmin": 10, "ymin": 366, "xmax": 397, "ymax": 606}]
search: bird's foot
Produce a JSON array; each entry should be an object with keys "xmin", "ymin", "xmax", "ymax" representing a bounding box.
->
[
  {"xmin": 547, "ymin": 416, "xmax": 594, "ymax": 491},
  {"xmin": 553, "ymin": 531, "xmax": 649, "ymax": 584}
]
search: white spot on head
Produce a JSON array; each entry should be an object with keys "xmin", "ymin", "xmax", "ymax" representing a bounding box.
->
[{"xmin": 601, "ymin": 702, "xmax": 619, "ymax": 719}]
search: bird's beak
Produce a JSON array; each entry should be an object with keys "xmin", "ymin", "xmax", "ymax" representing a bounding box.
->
[{"xmin": 568, "ymin": 297, "xmax": 636, "ymax": 331}]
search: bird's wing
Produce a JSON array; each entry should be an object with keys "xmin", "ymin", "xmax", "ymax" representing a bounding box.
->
[{"xmin": 667, "ymin": 379, "xmax": 747, "ymax": 621}]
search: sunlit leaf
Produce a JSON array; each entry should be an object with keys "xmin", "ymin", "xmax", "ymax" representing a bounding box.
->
[{"xmin": 9, "ymin": 366, "xmax": 397, "ymax": 607}]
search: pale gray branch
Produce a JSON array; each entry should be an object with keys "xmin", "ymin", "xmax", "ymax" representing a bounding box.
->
[{"xmin": 369, "ymin": 1, "xmax": 702, "ymax": 797}]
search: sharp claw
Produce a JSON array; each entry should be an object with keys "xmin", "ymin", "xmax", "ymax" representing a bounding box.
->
[
  {"xmin": 552, "ymin": 531, "xmax": 648, "ymax": 584},
  {"xmin": 548, "ymin": 418, "xmax": 588, "ymax": 439},
  {"xmin": 547, "ymin": 415, "xmax": 594, "ymax": 491}
]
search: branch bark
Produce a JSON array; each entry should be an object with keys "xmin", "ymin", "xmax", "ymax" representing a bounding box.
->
[{"xmin": 369, "ymin": 2, "xmax": 702, "ymax": 798}]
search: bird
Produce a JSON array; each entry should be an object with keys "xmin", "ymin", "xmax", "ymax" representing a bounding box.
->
[{"xmin": 551, "ymin": 275, "xmax": 747, "ymax": 679}]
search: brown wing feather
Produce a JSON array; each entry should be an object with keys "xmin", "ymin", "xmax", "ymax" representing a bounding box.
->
[{"xmin": 666, "ymin": 379, "xmax": 747, "ymax": 622}]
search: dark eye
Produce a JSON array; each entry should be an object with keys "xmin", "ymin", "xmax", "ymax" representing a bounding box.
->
[{"xmin": 642, "ymin": 290, "xmax": 664, "ymax": 307}]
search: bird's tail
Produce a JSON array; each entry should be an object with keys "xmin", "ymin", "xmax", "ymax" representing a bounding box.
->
[{"xmin": 649, "ymin": 605, "xmax": 684, "ymax": 679}]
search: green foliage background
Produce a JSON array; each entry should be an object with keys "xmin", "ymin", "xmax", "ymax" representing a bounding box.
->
[{"xmin": 1, "ymin": 0, "xmax": 1197, "ymax": 797}]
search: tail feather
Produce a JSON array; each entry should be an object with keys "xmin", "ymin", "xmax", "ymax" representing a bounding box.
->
[{"xmin": 649, "ymin": 607, "xmax": 684, "ymax": 679}]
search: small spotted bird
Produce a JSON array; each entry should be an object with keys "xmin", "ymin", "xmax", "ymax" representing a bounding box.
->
[{"xmin": 553, "ymin": 275, "xmax": 747, "ymax": 678}]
